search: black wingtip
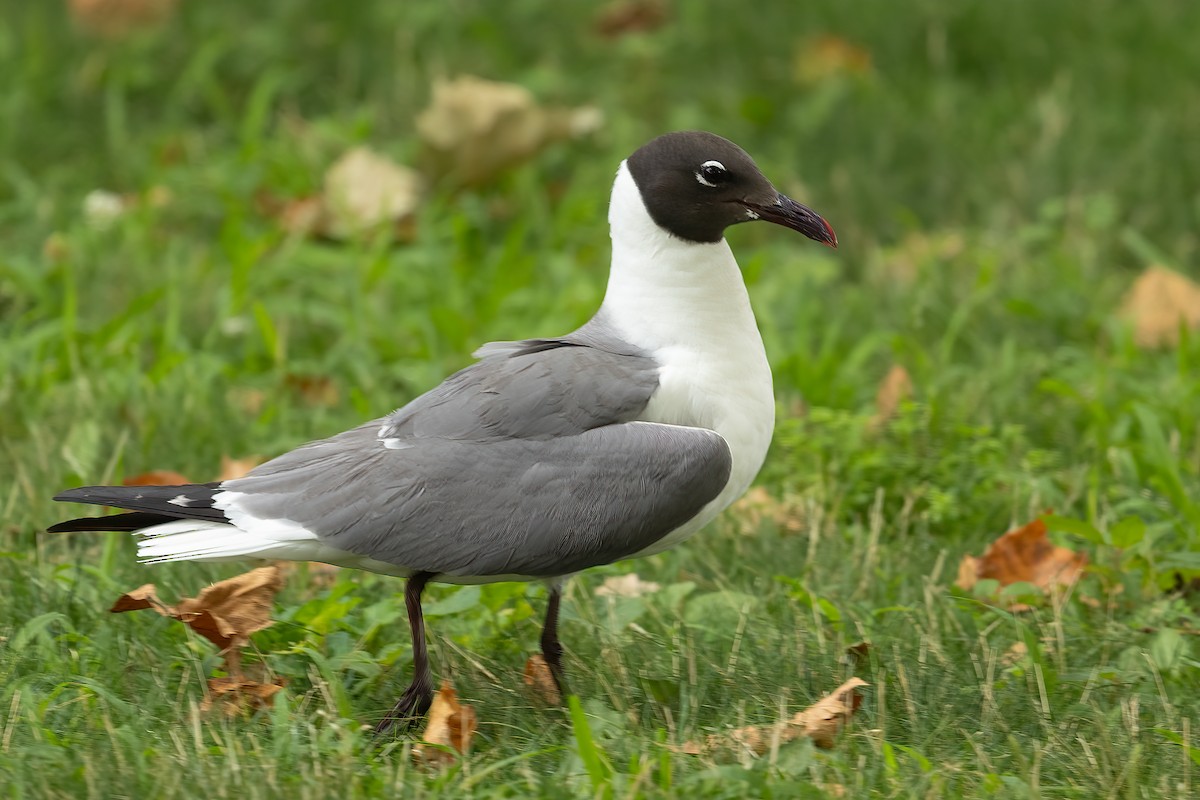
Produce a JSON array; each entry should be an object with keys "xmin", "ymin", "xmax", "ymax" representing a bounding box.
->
[
  {"xmin": 49, "ymin": 483, "xmax": 228, "ymax": 525},
  {"xmin": 48, "ymin": 510, "xmax": 183, "ymax": 533}
]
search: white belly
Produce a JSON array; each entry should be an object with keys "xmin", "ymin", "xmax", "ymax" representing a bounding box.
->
[{"xmin": 630, "ymin": 336, "xmax": 775, "ymax": 556}]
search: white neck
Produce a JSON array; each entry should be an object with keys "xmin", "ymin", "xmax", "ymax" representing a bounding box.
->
[
  {"xmin": 597, "ymin": 161, "xmax": 776, "ymax": 553},
  {"xmin": 599, "ymin": 161, "xmax": 760, "ymax": 352}
]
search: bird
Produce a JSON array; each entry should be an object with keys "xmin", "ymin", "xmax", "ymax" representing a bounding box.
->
[{"xmin": 49, "ymin": 130, "xmax": 837, "ymax": 731}]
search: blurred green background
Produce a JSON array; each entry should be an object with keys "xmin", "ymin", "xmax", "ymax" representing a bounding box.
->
[{"xmin": 2, "ymin": 1, "xmax": 1200, "ymax": 797}]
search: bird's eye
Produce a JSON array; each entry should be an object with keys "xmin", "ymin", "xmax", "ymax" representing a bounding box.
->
[{"xmin": 695, "ymin": 160, "xmax": 728, "ymax": 188}]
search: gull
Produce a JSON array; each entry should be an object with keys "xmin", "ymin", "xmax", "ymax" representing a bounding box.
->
[{"xmin": 50, "ymin": 131, "xmax": 837, "ymax": 730}]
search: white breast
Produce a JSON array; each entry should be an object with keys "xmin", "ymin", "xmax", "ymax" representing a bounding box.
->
[{"xmin": 599, "ymin": 162, "xmax": 776, "ymax": 554}]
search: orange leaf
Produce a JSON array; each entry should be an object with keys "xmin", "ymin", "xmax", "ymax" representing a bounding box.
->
[
  {"xmin": 955, "ymin": 517, "xmax": 1087, "ymax": 605},
  {"xmin": 216, "ymin": 455, "xmax": 262, "ymax": 483},
  {"xmin": 794, "ymin": 35, "xmax": 873, "ymax": 86},
  {"xmin": 1120, "ymin": 265, "xmax": 1200, "ymax": 348},
  {"xmin": 681, "ymin": 678, "xmax": 868, "ymax": 756},
  {"xmin": 110, "ymin": 565, "xmax": 284, "ymax": 652},
  {"xmin": 284, "ymin": 374, "xmax": 340, "ymax": 408},
  {"xmin": 413, "ymin": 682, "xmax": 477, "ymax": 767},
  {"xmin": 69, "ymin": 0, "xmax": 177, "ymax": 39},
  {"xmin": 201, "ymin": 676, "xmax": 286, "ymax": 717},
  {"xmin": 523, "ymin": 655, "xmax": 562, "ymax": 706},
  {"xmin": 869, "ymin": 364, "xmax": 913, "ymax": 429},
  {"xmin": 594, "ymin": 0, "xmax": 668, "ymax": 38},
  {"xmin": 123, "ymin": 470, "xmax": 191, "ymax": 487}
]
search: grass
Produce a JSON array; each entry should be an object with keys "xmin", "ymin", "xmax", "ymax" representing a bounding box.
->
[{"xmin": 2, "ymin": 1, "xmax": 1200, "ymax": 797}]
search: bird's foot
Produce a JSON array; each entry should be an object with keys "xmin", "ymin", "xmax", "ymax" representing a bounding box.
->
[{"xmin": 373, "ymin": 682, "xmax": 434, "ymax": 736}]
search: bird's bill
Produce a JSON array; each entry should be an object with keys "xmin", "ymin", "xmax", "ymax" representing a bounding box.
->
[{"xmin": 745, "ymin": 194, "xmax": 838, "ymax": 248}]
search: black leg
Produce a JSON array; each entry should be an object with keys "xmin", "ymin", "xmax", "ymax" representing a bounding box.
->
[
  {"xmin": 540, "ymin": 581, "xmax": 569, "ymax": 696},
  {"xmin": 374, "ymin": 571, "xmax": 435, "ymax": 734}
]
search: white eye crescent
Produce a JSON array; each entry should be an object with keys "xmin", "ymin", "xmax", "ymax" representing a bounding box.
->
[{"xmin": 695, "ymin": 160, "xmax": 727, "ymax": 188}]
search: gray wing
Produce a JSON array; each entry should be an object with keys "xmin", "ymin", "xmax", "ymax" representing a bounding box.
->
[
  {"xmin": 224, "ymin": 337, "xmax": 732, "ymax": 577},
  {"xmin": 379, "ymin": 338, "xmax": 658, "ymax": 442},
  {"xmin": 225, "ymin": 420, "xmax": 731, "ymax": 578}
]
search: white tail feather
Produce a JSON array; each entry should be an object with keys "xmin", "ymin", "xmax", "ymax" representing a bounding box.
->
[{"xmin": 131, "ymin": 516, "xmax": 410, "ymax": 576}]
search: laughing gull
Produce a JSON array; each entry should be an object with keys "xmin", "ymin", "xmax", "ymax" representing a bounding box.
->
[{"xmin": 49, "ymin": 131, "xmax": 837, "ymax": 729}]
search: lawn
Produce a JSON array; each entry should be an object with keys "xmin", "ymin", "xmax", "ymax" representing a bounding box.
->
[{"xmin": 2, "ymin": 1, "xmax": 1200, "ymax": 797}]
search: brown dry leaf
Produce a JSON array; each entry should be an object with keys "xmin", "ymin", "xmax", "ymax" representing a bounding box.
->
[
  {"xmin": 595, "ymin": 573, "xmax": 661, "ymax": 598},
  {"xmin": 123, "ymin": 470, "xmax": 192, "ymax": 487},
  {"xmin": 43, "ymin": 232, "xmax": 70, "ymax": 262},
  {"xmin": 216, "ymin": 455, "xmax": 262, "ymax": 482},
  {"xmin": 789, "ymin": 677, "xmax": 868, "ymax": 749},
  {"xmin": 682, "ymin": 678, "xmax": 867, "ymax": 756},
  {"xmin": 955, "ymin": 517, "xmax": 1087, "ymax": 607},
  {"xmin": 110, "ymin": 584, "xmax": 168, "ymax": 614},
  {"xmin": 416, "ymin": 76, "xmax": 603, "ymax": 187},
  {"xmin": 322, "ymin": 147, "xmax": 422, "ymax": 239},
  {"xmin": 284, "ymin": 373, "xmax": 340, "ymax": 408},
  {"xmin": 110, "ymin": 565, "xmax": 284, "ymax": 652},
  {"xmin": 69, "ymin": 0, "xmax": 177, "ymax": 38},
  {"xmin": 276, "ymin": 195, "xmax": 326, "ymax": 237},
  {"xmin": 413, "ymin": 682, "xmax": 478, "ymax": 768},
  {"xmin": 845, "ymin": 641, "xmax": 872, "ymax": 664},
  {"xmin": 201, "ymin": 676, "xmax": 286, "ymax": 717},
  {"xmin": 793, "ymin": 35, "xmax": 873, "ymax": 86},
  {"xmin": 523, "ymin": 654, "xmax": 563, "ymax": 706},
  {"xmin": 594, "ymin": 0, "xmax": 669, "ymax": 38},
  {"xmin": 1002, "ymin": 641, "xmax": 1028, "ymax": 667},
  {"xmin": 729, "ymin": 486, "xmax": 805, "ymax": 535},
  {"xmin": 228, "ymin": 386, "xmax": 268, "ymax": 416},
  {"xmin": 1120, "ymin": 265, "xmax": 1200, "ymax": 348},
  {"xmin": 869, "ymin": 364, "xmax": 913, "ymax": 429}
]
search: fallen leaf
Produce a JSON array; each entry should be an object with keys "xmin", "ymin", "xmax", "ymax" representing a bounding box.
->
[
  {"xmin": 1120, "ymin": 265, "xmax": 1200, "ymax": 348},
  {"xmin": 729, "ymin": 486, "xmax": 805, "ymax": 535},
  {"xmin": 69, "ymin": 0, "xmax": 177, "ymax": 39},
  {"xmin": 793, "ymin": 35, "xmax": 873, "ymax": 86},
  {"xmin": 845, "ymin": 641, "xmax": 872, "ymax": 664},
  {"xmin": 595, "ymin": 573, "xmax": 661, "ymax": 598},
  {"xmin": 787, "ymin": 677, "xmax": 868, "ymax": 749},
  {"xmin": 323, "ymin": 147, "xmax": 422, "ymax": 239},
  {"xmin": 276, "ymin": 195, "xmax": 326, "ymax": 237},
  {"xmin": 109, "ymin": 584, "xmax": 168, "ymax": 614},
  {"xmin": 594, "ymin": 0, "xmax": 669, "ymax": 38},
  {"xmin": 1002, "ymin": 641, "xmax": 1028, "ymax": 667},
  {"xmin": 955, "ymin": 517, "xmax": 1087, "ymax": 607},
  {"xmin": 123, "ymin": 470, "xmax": 192, "ymax": 487},
  {"xmin": 200, "ymin": 676, "xmax": 286, "ymax": 717},
  {"xmin": 523, "ymin": 654, "xmax": 563, "ymax": 705},
  {"xmin": 82, "ymin": 189, "xmax": 128, "ymax": 230},
  {"xmin": 416, "ymin": 76, "xmax": 603, "ymax": 186},
  {"xmin": 42, "ymin": 233, "xmax": 70, "ymax": 262},
  {"xmin": 284, "ymin": 373, "xmax": 340, "ymax": 408},
  {"xmin": 110, "ymin": 565, "xmax": 284, "ymax": 653},
  {"xmin": 869, "ymin": 364, "xmax": 913, "ymax": 429},
  {"xmin": 682, "ymin": 678, "xmax": 867, "ymax": 756},
  {"xmin": 413, "ymin": 682, "xmax": 477, "ymax": 767},
  {"xmin": 217, "ymin": 455, "xmax": 262, "ymax": 483},
  {"xmin": 227, "ymin": 386, "xmax": 268, "ymax": 416}
]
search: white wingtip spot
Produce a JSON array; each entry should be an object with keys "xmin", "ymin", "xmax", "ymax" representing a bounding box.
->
[
  {"xmin": 381, "ymin": 438, "xmax": 413, "ymax": 450},
  {"xmin": 167, "ymin": 495, "xmax": 192, "ymax": 507}
]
